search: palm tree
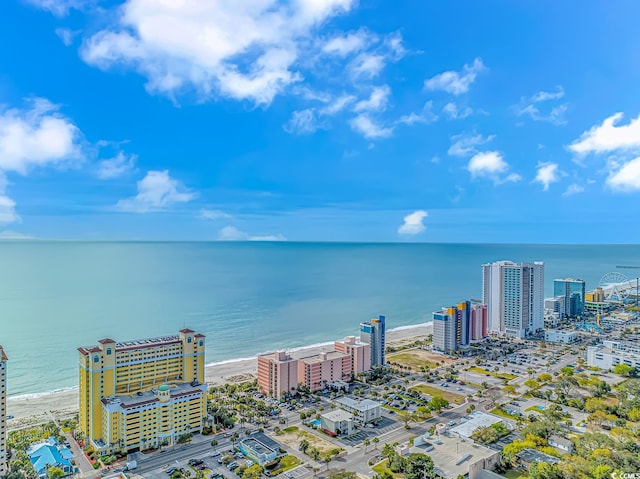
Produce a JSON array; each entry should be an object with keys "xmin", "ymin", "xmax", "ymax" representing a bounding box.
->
[
  {"xmin": 299, "ymin": 439, "xmax": 310, "ymax": 454},
  {"xmin": 363, "ymin": 438, "xmax": 370, "ymax": 452},
  {"xmin": 372, "ymin": 437, "xmax": 380, "ymax": 449}
]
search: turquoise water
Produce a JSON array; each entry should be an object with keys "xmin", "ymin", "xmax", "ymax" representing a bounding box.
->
[
  {"xmin": 1, "ymin": 241, "xmax": 639, "ymax": 397},
  {"xmin": 309, "ymin": 419, "xmax": 322, "ymax": 427}
]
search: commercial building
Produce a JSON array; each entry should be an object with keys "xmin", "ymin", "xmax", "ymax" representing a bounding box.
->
[
  {"xmin": 544, "ymin": 330, "xmax": 578, "ymax": 343},
  {"xmin": 78, "ymin": 329, "xmax": 206, "ymax": 454},
  {"xmin": 449, "ymin": 412, "xmax": 505, "ymax": 441},
  {"xmin": 544, "ymin": 297, "xmax": 566, "ymax": 318},
  {"xmin": 553, "ymin": 278, "xmax": 586, "ymax": 318},
  {"xmin": 587, "ymin": 340, "xmax": 640, "ymax": 370},
  {"xmin": 335, "ymin": 397, "xmax": 381, "ymax": 425},
  {"xmin": 360, "ymin": 315, "xmax": 386, "ymax": 366},
  {"xmin": 334, "ymin": 336, "xmax": 371, "ymax": 377},
  {"xmin": 0, "ymin": 345, "xmax": 7, "ymax": 475},
  {"xmin": 320, "ymin": 409, "xmax": 354, "ymax": 436},
  {"xmin": 483, "ymin": 260, "xmax": 545, "ymax": 338},
  {"xmin": 257, "ymin": 351, "xmax": 300, "ymax": 400},
  {"xmin": 238, "ymin": 433, "xmax": 281, "ymax": 466}
]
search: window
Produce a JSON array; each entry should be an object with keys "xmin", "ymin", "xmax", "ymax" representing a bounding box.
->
[
  {"xmin": 107, "ymin": 348, "xmax": 112, "ymax": 355},
  {"xmin": 198, "ymin": 340, "xmax": 203, "ymax": 347},
  {"xmin": 94, "ymin": 356, "xmax": 100, "ymax": 362},
  {"xmin": 188, "ymin": 337, "xmax": 192, "ymax": 343}
]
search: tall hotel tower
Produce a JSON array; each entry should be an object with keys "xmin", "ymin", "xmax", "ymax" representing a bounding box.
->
[
  {"xmin": 483, "ymin": 260, "xmax": 544, "ymax": 338},
  {"xmin": 0, "ymin": 345, "xmax": 7, "ymax": 475},
  {"xmin": 360, "ymin": 315, "xmax": 386, "ymax": 367},
  {"xmin": 78, "ymin": 329, "xmax": 206, "ymax": 454}
]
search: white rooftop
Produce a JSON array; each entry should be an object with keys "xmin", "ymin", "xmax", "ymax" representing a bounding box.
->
[
  {"xmin": 322, "ymin": 409, "xmax": 353, "ymax": 422},
  {"xmin": 335, "ymin": 397, "xmax": 380, "ymax": 411},
  {"xmin": 449, "ymin": 412, "xmax": 503, "ymax": 439}
]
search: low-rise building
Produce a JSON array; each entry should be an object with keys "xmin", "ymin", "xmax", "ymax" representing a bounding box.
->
[
  {"xmin": 320, "ymin": 410, "xmax": 354, "ymax": 436},
  {"xmin": 449, "ymin": 412, "xmax": 505, "ymax": 441},
  {"xmin": 548, "ymin": 435, "xmax": 573, "ymax": 454},
  {"xmin": 515, "ymin": 448, "xmax": 560, "ymax": 468},
  {"xmin": 587, "ymin": 340, "xmax": 640, "ymax": 370},
  {"xmin": 27, "ymin": 440, "xmax": 75, "ymax": 478},
  {"xmin": 544, "ymin": 329, "xmax": 578, "ymax": 343},
  {"xmin": 238, "ymin": 433, "xmax": 281, "ymax": 466},
  {"xmin": 411, "ymin": 433, "xmax": 500, "ymax": 479},
  {"xmin": 335, "ymin": 397, "xmax": 381, "ymax": 425}
]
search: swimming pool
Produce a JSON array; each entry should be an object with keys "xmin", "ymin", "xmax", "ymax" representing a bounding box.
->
[{"xmin": 309, "ymin": 419, "xmax": 321, "ymax": 427}]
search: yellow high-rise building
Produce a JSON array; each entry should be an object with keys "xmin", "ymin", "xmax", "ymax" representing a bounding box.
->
[{"xmin": 78, "ymin": 329, "xmax": 206, "ymax": 454}]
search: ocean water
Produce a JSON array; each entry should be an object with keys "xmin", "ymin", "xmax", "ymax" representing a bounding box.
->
[{"xmin": 1, "ymin": 241, "xmax": 639, "ymax": 398}]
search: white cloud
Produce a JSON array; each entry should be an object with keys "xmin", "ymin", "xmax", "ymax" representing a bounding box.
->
[
  {"xmin": 283, "ymin": 109, "xmax": 322, "ymax": 135},
  {"xmin": 397, "ymin": 101, "xmax": 438, "ymax": 126},
  {"xmin": 423, "ymin": 58, "xmax": 486, "ymax": 95},
  {"xmin": 25, "ymin": 0, "xmax": 87, "ymax": 16},
  {"xmin": 516, "ymin": 103, "xmax": 567, "ymax": 125},
  {"xmin": 534, "ymin": 162, "xmax": 561, "ymax": 191},
  {"xmin": 0, "ymin": 173, "xmax": 19, "ymax": 225},
  {"xmin": 442, "ymin": 102, "xmax": 472, "ymax": 120},
  {"xmin": 515, "ymin": 86, "xmax": 567, "ymax": 125},
  {"xmin": 81, "ymin": 0, "xmax": 356, "ymax": 106},
  {"xmin": 607, "ymin": 156, "xmax": 640, "ymax": 192},
  {"xmin": 569, "ymin": 113, "xmax": 640, "ymax": 155},
  {"xmin": 349, "ymin": 53, "xmax": 386, "ymax": 79},
  {"xmin": 322, "ymin": 30, "xmax": 372, "ymax": 57},
  {"xmin": 531, "ymin": 86, "xmax": 565, "ymax": 102},
  {"xmin": 218, "ymin": 225, "xmax": 286, "ymax": 241},
  {"xmin": 116, "ymin": 170, "xmax": 196, "ymax": 212},
  {"xmin": 562, "ymin": 183, "xmax": 585, "ymax": 197},
  {"xmin": 55, "ymin": 28, "xmax": 78, "ymax": 46},
  {"xmin": 354, "ymin": 85, "xmax": 390, "ymax": 113},
  {"xmin": 349, "ymin": 115, "xmax": 393, "ymax": 139},
  {"xmin": 0, "ymin": 98, "xmax": 82, "ymax": 174},
  {"xmin": 467, "ymin": 151, "xmax": 519, "ymax": 185},
  {"xmin": 200, "ymin": 209, "xmax": 231, "ymax": 220},
  {"xmin": 398, "ymin": 210, "xmax": 428, "ymax": 236},
  {"xmin": 448, "ymin": 133, "xmax": 494, "ymax": 157},
  {"xmin": 319, "ymin": 95, "xmax": 355, "ymax": 115},
  {"xmin": 96, "ymin": 151, "xmax": 137, "ymax": 179}
]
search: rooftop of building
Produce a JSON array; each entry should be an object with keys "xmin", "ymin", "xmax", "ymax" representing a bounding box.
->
[
  {"xmin": 0, "ymin": 345, "xmax": 6, "ymax": 361},
  {"xmin": 79, "ymin": 330, "xmax": 204, "ymax": 355},
  {"xmin": 322, "ymin": 409, "xmax": 354, "ymax": 422},
  {"xmin": 548, "ymin": 435, "xmax": 573, "ymax": 448},
  {"xmin": 101, "ymin": 381, "xmax": 205, "ymax": 410},
  {"xmin": 335, "ymin": 336, "xmax": 368, "ymax": 346},
  {"xmin": 258, "ymin": 350, "xmax": 296, "ymax": 363},
  {"xmin": 300, "ymin": 350, "xmax": 349, "ymax": 364},
  {"xmin": 449, "ymin": 412, "xmax": 503, "ymax": 438},
  {"xmin": 27, "ymin": 441, "xmax": 73, "ymax": 475},
  {"xmin": 545, "ymin": 329, "xmax": 576, "ymax": 336},
  {"xmin": 335, "ymin": 396, "xmax": 381, "ymax": 411},
  {"xmin": 554, "ymin": 278, "xmax": 585, "ymax": 282},
  {"xmin": 411, "ymin": 432, "xmax": 498, "ymax": 479},
  {"xmin": 516, "ymin": 448, "xmax": 560, "ymax": 465},
  {"xmin": 240, "ymin": 432, "xmax": 281, "ymax": 454}
]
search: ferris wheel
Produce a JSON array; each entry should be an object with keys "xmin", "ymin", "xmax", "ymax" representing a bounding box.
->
[{"xmin": 599, "ymin": 272, "xmax": 629, "ymax": 302}]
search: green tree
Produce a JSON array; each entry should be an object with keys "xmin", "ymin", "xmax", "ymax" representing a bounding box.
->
[
  {"xmin": 405, "ymin": 453, "xmax": 437, "ymax": 479},
  {"xmin": 428, "ymin": 396, "xmax": 449, "ymax": 413},
  {"xmin": 614, "ymin": 364, "xmax": 633, "ymax": 376},
  {"xmin": 46, "ymin": 468, "xmax": 65, "ymax": 479},
  {"xmin": 470, "ymin": 426, "xmax": 499, "ymax": 445},
  {"xmin": 372, "ymin": 437, "xmax": 380, "ymax": 449},
  {"xmin": 502, "ymin": 385, "xmax": 517, "ymax": 397},
  {"xmin": 363, "ymin": 438, "xmax": 371, "ymax": 452},
  {"xmin": 299, "ymin": 439, "xmax": 310, "ymax": 454}
]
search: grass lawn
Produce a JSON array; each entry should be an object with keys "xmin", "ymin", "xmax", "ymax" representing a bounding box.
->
[
  {"xmin": 504, "ymin": 470, "xmax": 526, "ymax": 478},
  {"xmin": 491, "ymin": 407, "xmax": 523, "ymax": 421},
  {"xmin": 387, "ymin": 351, "xmax": 439, "ymax": 371},
  {"xmin": 409, "ymin": 384, "xmax": 465, "ymax": 404},
  {"xmin": 382, "ymin": 405, "xmax": 406, "ymax": 414},
  {"xmin": 371, "ymin": 460, "xmax": 403, "ymax": 479},
  {"xmin": 269, "ymin": 455, "xmax": 302, "ymax": 476},
  {"xmin": 468, "ymin": 367, "xmax": 518, "ymax": 381},
  {"xmin": 525, "ymin": 405, "xmax": 544, "ymax": 413}
]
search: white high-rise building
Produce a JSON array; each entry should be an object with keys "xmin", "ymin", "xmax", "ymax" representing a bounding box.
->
[
  {"xmin": 1, "ymin": 345, "xmax": 8, "ymax": 475},
  {"xmin": 482, "ymin": 260, "xmax": 544, "ymax": 338}
]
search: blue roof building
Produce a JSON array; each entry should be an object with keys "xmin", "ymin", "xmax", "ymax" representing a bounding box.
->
[{"xmin": 26, "ymin": 442, "xmax": 74, "ymax": 478}]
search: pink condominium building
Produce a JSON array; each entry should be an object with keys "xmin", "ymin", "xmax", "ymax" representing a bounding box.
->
[
  {"xmin": 257, "ymin": 351, "xmax": 299, "ymax": 399},
  {"xmin": 334, "ymin": 336, "xmax": 371, "ymax": 376},
  {"xmin": 257, "ymin": 349, "xmax": 354, "ymax": 399}
]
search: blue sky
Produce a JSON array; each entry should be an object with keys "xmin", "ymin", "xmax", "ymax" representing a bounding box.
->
[{"xmin": 1, "ymin": 0, "xmax": 640, "ymax": 242}]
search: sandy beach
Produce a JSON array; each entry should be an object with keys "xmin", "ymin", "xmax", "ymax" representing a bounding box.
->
[{"xmin": 6, "ymin": 323, "xmax": 432, "ymax": 430}]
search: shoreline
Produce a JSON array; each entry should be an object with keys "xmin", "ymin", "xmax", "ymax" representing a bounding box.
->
[{"xmin": 6, "ymin": 322, "xmax": 432, "ymax": 430}]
